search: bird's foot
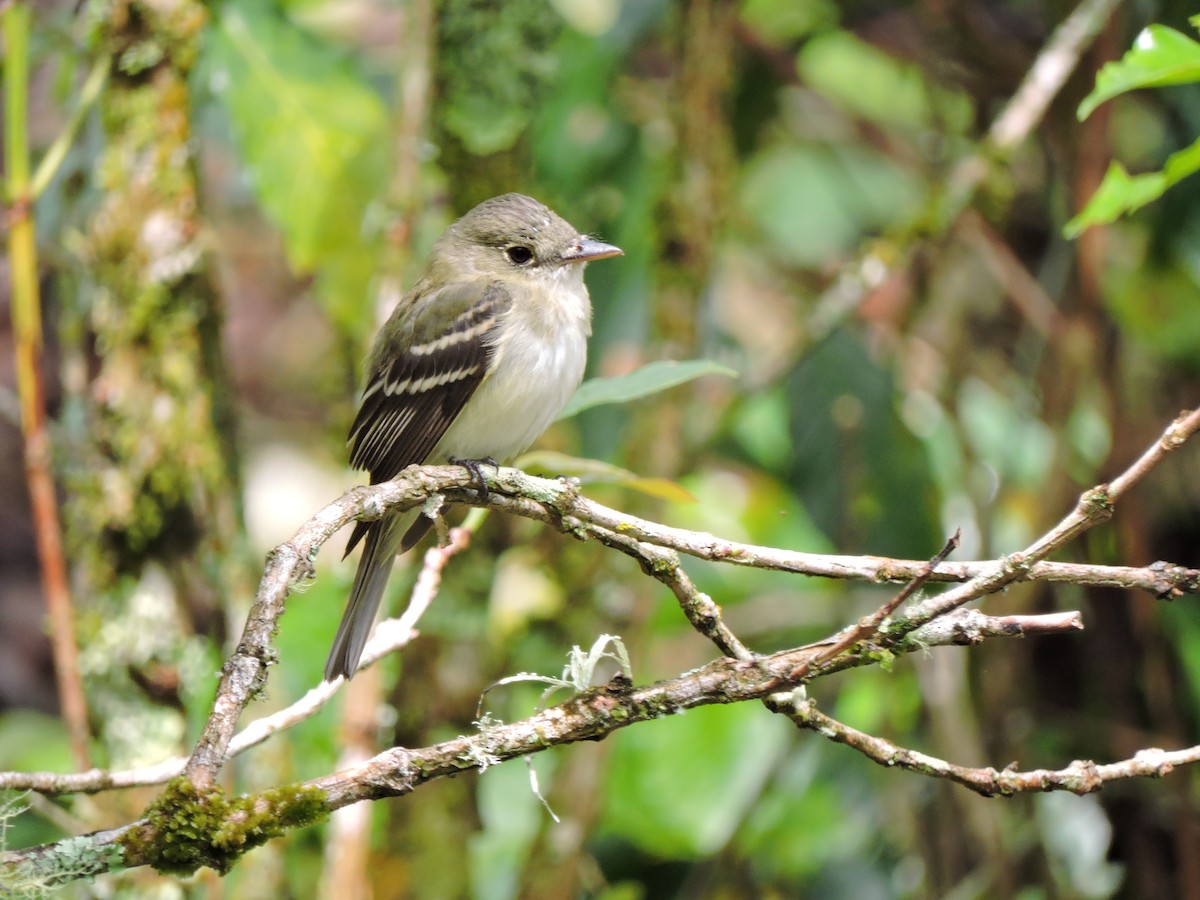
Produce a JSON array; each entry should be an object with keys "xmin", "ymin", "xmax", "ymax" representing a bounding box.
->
[{"xmin": 451, "ymin": 456, "xmax": 500, "ymax": 500}]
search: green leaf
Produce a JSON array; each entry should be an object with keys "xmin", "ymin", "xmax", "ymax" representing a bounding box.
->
[
  {"xmin": 200, "ymin": 6, "xmax": 389, "ymax": 335},
  {"xmin": 515, "ymin": 450, "xmax": 697, "ymax": 502},
  {"xmin": 558, "ymin": 359, "xmax": 737, "ymax": 419},
  {"xmin": 601, "ymin": 704, "xmax": 791, "ymax": 857},
  {"xmin": 1078, "ymin": 25, "xmax": 1200, "ymax": 121},
  {"xmin": 798, "ymin": 29, "xmax": 972, "ymax": 133},
  {"xmin": 740, "ymin": 145, "xmax": 924, "ymax": 267},
  {"xmin": 1065, "ymin": 138, "xmax": 1200, "ymax": 236}
]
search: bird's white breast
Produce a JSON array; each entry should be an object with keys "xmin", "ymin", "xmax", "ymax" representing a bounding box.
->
[{"xmin": 434, "ymin": 271, "xmax": 592, "ymax": 463}]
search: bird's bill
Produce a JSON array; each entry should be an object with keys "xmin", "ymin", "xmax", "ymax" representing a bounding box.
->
[{"xmin": 561, "ymin": 238, "xmax": 623, "ymax": 263}]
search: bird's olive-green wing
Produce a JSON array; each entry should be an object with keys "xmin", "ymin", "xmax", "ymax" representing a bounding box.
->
[{"xmin": 348, "ymin": 279, "xmax": 511, "ymax": 482}]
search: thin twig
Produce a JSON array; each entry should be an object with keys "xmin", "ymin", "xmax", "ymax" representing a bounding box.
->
[
  {"xmin": 770, "ymin": 691, "xmax": 1196, "ymax": 798},
  {"xmin": 4, "ymin": 3, "xmax": 91, "ymax": 771},
  {"xmin": 777, "ymin": 530, "xmax": 962, "ymax": 686},
  {"xmin": 891, "ymin": 407, "xmax": 1200, "ymax": 636}
]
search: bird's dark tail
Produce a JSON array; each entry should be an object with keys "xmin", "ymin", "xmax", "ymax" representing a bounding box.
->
[{"xmin": 324, "ymin": 511, "xmax": 433, "ymax": 682}]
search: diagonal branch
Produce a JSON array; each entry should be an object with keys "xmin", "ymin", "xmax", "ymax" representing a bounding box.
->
[
  {"xmin": 774, "ymin": 530, "xmax": 962, "ymax": 688},
  {"xmin": 574, "ymin": 524, "xmax": 752, "ymax": 660},
  {"xmin": 770, "ymin": 690, "xmax": 1198, "ymax": 798},
  {"xmin": 888, "ymin": 406, "xmax": 1200, "ymax": 638}
]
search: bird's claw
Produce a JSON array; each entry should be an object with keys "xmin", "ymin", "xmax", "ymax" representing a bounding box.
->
[{"xmin": 451, "ymin": 456, "xmax": 499, "ymax": 500}]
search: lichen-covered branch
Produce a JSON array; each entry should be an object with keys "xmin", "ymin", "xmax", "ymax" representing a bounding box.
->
[
  {"xmin": 0, "ymin": 607, "xmax": 1083, "ymax": 882},
  {"xmin": 770, "ymin": 691, "xmax": 1200, "ymax": 798}
]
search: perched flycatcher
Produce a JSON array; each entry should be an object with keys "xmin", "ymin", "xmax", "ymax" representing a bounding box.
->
[{"xmin": 325, "ymin": 193, "xmax": 622, "ymax": 681}]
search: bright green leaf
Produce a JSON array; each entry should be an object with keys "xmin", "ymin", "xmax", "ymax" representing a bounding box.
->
[
  {"xmin": 558, "ymin": 359, "xmax": 737, "ymax": 419},
  {"xmin": 516, "ymin": 450, "xmax": 697, "ymax": 502},
  {"xmin": 1065, "ymin": 138, "xmax": 1200, "ymax": 236},
  {"xmin": 1078, "ymin": 25, "xmax": 1200, "ymax": 121},
  {"xmin": 1065, "ymin": 162, "xmax": 1165, "ymax": 236}
]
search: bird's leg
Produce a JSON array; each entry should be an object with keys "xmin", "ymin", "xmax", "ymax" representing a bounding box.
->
[{"xmin": 450, "ymin": 456, "xmax": 500, "ymax": 500}]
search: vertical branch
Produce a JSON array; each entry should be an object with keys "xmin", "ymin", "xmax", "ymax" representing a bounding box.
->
[
  {"xmin": 3, "ymin": 1, "xmax": 92, "ymax": 770},
  {"xmin": 659, "ymin": 0, "xmax": 736, "ymax": 355}
]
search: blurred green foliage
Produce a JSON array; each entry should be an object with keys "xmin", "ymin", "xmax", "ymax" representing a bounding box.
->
[
  {"xmin": 599, "ymin": 704, "xmax": 792, "ymax": 857},
  {"xmin": 199, "ymin": 4, "xmax": 390, "ymax": 340},
  {"xmin": 437, "ymin": 0, "xmax": 563, "ymax": 156}
]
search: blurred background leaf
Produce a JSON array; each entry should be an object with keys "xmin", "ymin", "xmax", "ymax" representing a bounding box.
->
[{"xmin": 199, "ymin": 4, "xmax": 390, "ymax": 339}]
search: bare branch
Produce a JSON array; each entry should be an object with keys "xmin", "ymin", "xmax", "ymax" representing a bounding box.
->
[
  {"xmin": 469, "ymin": 475, "xmax": 1200, "ymax": 598},
  {"xmin": 774, "ymin": 531, "xmax": 962, "ymax": 687},
  {"xmin": 770, "ymin": 691, "xmax": 1197, "ymax": 798},
  {"xmin": 892, "ymin": 407, "xmax": 1200, "ymax": 635}
]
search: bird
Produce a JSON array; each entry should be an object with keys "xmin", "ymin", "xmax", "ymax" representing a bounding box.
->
[{"xmin": 325, "ymin": 193, "xmax": 622, "ymax": 682}]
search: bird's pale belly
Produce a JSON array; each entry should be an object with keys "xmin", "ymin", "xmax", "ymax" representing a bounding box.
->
[{"xmin": 433, "ymin": 326, "xmax": 587, "ymax": 464}]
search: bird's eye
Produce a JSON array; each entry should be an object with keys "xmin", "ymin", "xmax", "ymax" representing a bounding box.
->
[{"xmin": 505, "ymin": 245, "xmax": 534, "ymax": 266}]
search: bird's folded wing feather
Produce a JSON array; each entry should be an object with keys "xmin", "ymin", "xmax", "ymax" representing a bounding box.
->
[{"xmin": 343, "ymin": 279, "xmax": 511, "ymax": 555}]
